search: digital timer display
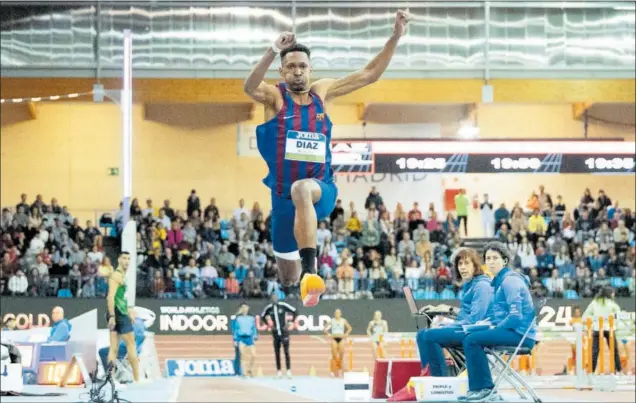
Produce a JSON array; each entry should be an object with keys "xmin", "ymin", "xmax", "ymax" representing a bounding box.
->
[
  {"xmin": 373, "ymin": 153, "xmax": 636, "ymax": 174},
  {"xmin": 37, "ymin": 362, "xmax": 83, "ymax": 386}
]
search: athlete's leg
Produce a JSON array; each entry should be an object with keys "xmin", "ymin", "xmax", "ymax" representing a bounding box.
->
[
  {"xmin": 275, "ymin": 256, "xmax": 301, "ymax": 290},
  {"xmin": 248, "ymin": 345, "xmax": 257, "ymax": 375},
  {"xmin": 338, "ymin": 341, "xmax": 346, "ymax": 375},
  {"xmin": 107, "ymin": 331, "xmax": 120, "ymax": 370},
  {"xmin": 331, "ymin": 339, "xmax": 340, "ymax": 360},
  {"xmin": 120, "ymin": 332, "xmax": 140, "ymax": 382},
  {"xmin": 290, "ymin": 179, "xmax": 322, "ymax": 276},
  {"xmin": 330, "ymin": 339, "xmax": 340, "ymax": 376},
  {"xmin": 239, "ymin": 343, "xmax": 252, "ymax": 376}
]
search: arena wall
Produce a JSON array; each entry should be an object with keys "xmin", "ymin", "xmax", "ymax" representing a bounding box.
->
[{"xmin": 1, "ymin": 103, "xmax": 634, "ymax": 230}]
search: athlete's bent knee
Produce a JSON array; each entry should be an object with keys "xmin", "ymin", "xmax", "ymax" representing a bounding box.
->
[{"xmin": 290, "ymin": 180, "xmax": 313, "ymax": 202}]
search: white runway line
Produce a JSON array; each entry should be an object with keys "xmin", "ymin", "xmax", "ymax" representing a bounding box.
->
[
  {"xmin": 169, "ymin": 376, "xmax": 183, "ymax": 402},
  {"xmin": 311, "ymin": 335, "xmax": 329, "ymax": 344}
]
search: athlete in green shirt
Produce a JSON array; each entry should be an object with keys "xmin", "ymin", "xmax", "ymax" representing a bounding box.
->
[{"xmin": 106, "ymin": 251, "xmax": 140, "ymax": 382}]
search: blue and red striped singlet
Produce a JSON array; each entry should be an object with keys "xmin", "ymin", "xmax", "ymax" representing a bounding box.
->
[{"xmin": 256, "ymin": 83, "xmax": 334, "ymax": 199}]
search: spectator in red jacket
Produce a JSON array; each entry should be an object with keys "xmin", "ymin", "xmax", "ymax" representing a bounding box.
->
[{"xmin": 166, "ymin": 221, "xmax": 183, "ymax": 249}]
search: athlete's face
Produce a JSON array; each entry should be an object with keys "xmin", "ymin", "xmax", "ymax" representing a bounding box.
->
[
  {"xmin": 335, "ymin": 309, "xmax": 342, "ymax": 319},
  {"xmin": 485, "ymin": 250, "xmax": 505, "ymax": 275},
  {"xmin": 119, "ymin": 254, "xmax": 130, "ymax": 270},
  {"xmin": 457, "ymin": 257, "xmax": 475, "ymax": 282},
  {"xmin": 280, "ymin": 51, "xmax": 312, "ymax": 92},
  {"xmin": 374, "ymin": 311, "xmax": 382, "ymax": 321}
]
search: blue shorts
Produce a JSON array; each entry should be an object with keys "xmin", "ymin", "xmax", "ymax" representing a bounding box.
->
[
  {"xmin": 271, "ymin": 179, "xmax": 338, "ymax": 254},
  {"xmin": 106, "ymin": 309, "xmax": 133, "ymax": 335},
  {"xmin": 237, "ymin": 335, "xmax": 255, "ymax": 347}
]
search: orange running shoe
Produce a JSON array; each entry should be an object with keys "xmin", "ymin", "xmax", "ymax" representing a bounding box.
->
[{"xmin": 300, "ymin": 273, "xmax": 326, "ymax": 307}]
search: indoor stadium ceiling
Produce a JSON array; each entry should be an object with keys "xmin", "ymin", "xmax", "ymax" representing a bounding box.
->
[{"xmin": 1, "ymin": 2, "xmax": 634, "ymax": 72}]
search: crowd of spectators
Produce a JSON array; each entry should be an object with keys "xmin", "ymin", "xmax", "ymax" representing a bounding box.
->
[{"xmin": 0, "ymin": 185, "xmax": 635, "ymax": 301}]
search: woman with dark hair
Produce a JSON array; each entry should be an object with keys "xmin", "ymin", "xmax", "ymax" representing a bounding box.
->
[
  {"xmin": 462, "ymin": 242, "xmax": 537, "ymax": 401},
  {"xmin": 582, "ymin": 286, "xmax": 623, "ymax": 374},
  {"xmin": 415, "ymin": 248, "xmax": 492, "ymax": 377}
]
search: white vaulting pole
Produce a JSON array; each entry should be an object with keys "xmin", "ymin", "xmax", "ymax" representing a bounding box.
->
[{"xmin": 121, "ymin": 29, "xmax": 137, "ymax": 306}]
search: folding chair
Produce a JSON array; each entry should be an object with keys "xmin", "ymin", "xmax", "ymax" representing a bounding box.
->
[{"xmin": 480, "ymin": 298, "xmax": 546, "ymax": 403}]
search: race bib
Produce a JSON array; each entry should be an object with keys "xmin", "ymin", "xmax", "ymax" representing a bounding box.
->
[{"xmin": 284, "ymin": 130, "xmax": 327, "ymax": 163}]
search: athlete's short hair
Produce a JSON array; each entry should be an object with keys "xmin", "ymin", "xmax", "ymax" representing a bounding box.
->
[
  {"xmin": 120, "ymin": 251, "xmax": 130, "ymax": 256},
  {"xmin": 281, "ymin": 43, "xmax": 311, "ymax": 61},
  {"xmin": 483, "ymin": 242, "xmax": 511, "ymax": 265}
]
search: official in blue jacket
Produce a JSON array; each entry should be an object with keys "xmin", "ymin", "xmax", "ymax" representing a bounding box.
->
[
  {"xmin": 416, "ymin": 248, "xmax": 493, "ymax": 376},
  {"xmin": 47, "ymin": 306, "xmax": 72, "ymax": 342},
  {"xmin": 232, "ymin": 303, "xmax": 258, "ymax": 377},
  {"xmin": 462, "ymin": 242, "xmax": 537, "ymax": 401}
]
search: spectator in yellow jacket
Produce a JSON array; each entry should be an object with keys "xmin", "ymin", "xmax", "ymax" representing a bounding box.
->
[
  {"xmin": 346, "ymin": 212, "xmax": 362, "ymax": 236},
  {"xmin": 528, "ymin": 209, "xmax": 547, "ymax": 235}
]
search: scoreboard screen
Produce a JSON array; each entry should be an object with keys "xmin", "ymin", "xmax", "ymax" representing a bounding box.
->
[{"xmin": 330, "ymin": 140, "xmax": 635, "ymax": 175}]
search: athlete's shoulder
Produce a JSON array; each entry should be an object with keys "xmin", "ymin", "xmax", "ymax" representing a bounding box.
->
[
  {"xmin": 310, "ymin": 79, "xmax": 335, "ymax": 101},
  {"xmin": 110, "ymin": 270, "xmax": 124, "ymax": 284}
]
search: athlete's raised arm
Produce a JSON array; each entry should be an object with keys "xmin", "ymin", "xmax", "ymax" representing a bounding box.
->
[
  {"xmin": 313, "ymin": 10, "xmax": 411, "ymax": 102},
  {"xmin": 243, "ymin": 32, "xmax": 297, "ymax": 105}
]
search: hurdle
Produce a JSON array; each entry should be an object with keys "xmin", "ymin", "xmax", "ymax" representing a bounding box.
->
[
  {"xmin": 522, "ymin": 315, "xmax": 634, "ymax": 392},
  {"xmin": 399, "ymin": 339, "xmax": 415, "ymax": 359}
]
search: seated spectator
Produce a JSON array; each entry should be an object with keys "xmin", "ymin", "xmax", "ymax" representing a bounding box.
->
[
  {"xmin": 166, "ymin": 221, "xmax": 183, "ymax": 250},
  {"xmin": 360, "ymin": 212, "xmax": 381, "ymax": 253},
  {"xmin": 517, "ymin": 240, "xmax": 537, "ymax": 271},
  {"xmin": 496, "ymin": 224, "xmax": 509, "ymax": 243},
  {"xmin": 494, "ymin": 203, "xmax": 510, "ymax": 233},
  {"xmin": 200, "ymin": 259, "xmax": 219, "ymax": 284},
  {"xmin": 546, "ymin": 213, "xmax": 561, "ymax": 238},
  {"xmin": 398, "ymin": 232, "xmax": 415, "ymax": 259},
  {"xmin": 597, "ymin": 190, "xmax": 612, "ymax": 209},
  {"xmin": 316, "ymin": 221, "xmax": 332, "ymax": 247},
  {"xmin": 318, "ymin": 249, "xmax": 335, "ymax": 277},
  {"xmin": 379, "ymin": 211, "xmax": 393, "ymax": 235},
  {"xmin": 8, "ymin": 270, "xmax": 28, "ymax": 296},
  {"xmin": 47, "ymin": 306, "xmax": 72, "ymax": 342},
  {"xmin": 405, "ymin": 259, "xmax": 421, "ymax": 290},
  {"xmin": 178, "ymin": 272, "xmax": 195, "ymax": 300},
  {"xmin": 435, "ymin": 260, "xmax": 452, "ymax": 292},
  {"xmin": 605, "ymin": 248, "xmax": 626, "ymax": 277},
  {"xmin": 554, "ymin": 246, "xmax": 571, "ymax": 267},
  {"xmin": 528, "ymin": 209, "xmax": 546, "ymax": 237},
  {"xmin": 355, "ymin": 261, "xmax": 372, "ymax": 300},
  {"xmin": 415, "ymin": 234, "xmax": 433, "ymax": 261},
  {"xmin": 536, "ymin": 247, "xmax": 554, "ymax": 275},
  {"xmin": 336, "ymin": 259, "xmax": 354, "ymax": 298},
  {"xmin": 588, "ymin": 250, "xmax": 606, "ymax": 273},
  {"xmin": 384, "ymin": 247, "xmax": 403, "ymax": 279},
  {"xmin": 82, "ymin": 277, "xmax": 96, "ymax": 298},
  {"xmin": 593, "ymin": 268, "xmax": 611, "ymax": 291},
  {"xmin": 323, "ymin": 272, "xmax": 338, "ymax": 300},
  {"xmin": 545, "ymin": 268, "xmax": 565, "ymax": 298},
  {"xmin": 346, "ymin": 212, "xmax": 362, "ymax": 237},
  {"xmin": 509, "ymin": 208, "xmax": 527, "ymax": 237},
  {"xmin": 242, "ymin": 271, "xmax": 262, "ymax": 299},
  {"xmin": 443, "ymin": 213, "xmax": 458, "ymax": 235}
]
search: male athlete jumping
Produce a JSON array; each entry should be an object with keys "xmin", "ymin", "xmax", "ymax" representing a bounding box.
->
[{"xmin": 244, "ymin": 10, "xmax": 410, "ymax": 307}]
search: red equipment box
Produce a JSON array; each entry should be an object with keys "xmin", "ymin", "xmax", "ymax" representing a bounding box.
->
[{"xmin": 372, "ymin": 358, "xmax": 422, "ymax": 399}]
